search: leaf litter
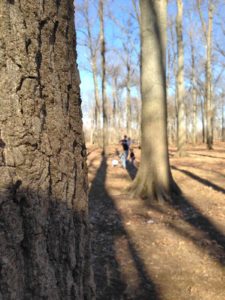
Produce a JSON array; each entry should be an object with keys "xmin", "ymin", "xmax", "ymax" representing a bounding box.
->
[{"xmin": 88, "ymin": 142, "xmax": 225, "ymax": 300}]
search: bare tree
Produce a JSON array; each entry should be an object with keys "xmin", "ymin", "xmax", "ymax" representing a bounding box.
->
[
  {"xmin": 197, "ymin": 0, "xmax": 215, "ymax": 149},
  {"xmin": 176, "ymin": 0, "xmax": 186, "ymax": 156},
  {"xmin": 130, "ymin": 0, "xmax": 179, "ymax": 202},
  {"xmin": 79, "ymin": 0, "xmax": 101, "ymax": 134},
  {"xmin": 99, "ymin": 0, "xmax": 108, "ymax": 153},
  {"xmin": 189, "ymin": 28, "xmax": 198, "ymax": 144}
]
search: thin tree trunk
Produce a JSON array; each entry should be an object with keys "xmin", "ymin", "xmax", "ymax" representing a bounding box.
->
[
  {"xmin": 112, "ymin": 79, "xmax": 117, "ymax": 130},
  {"xmin": 99, "ymin": 0, "xmax": 108, "ymax": 154},
  {"xmin": 190, "ymin": 32, "xmax": 198, "ymax": 144},
  {"xmin": 197, "ymin": 0, "xmax": 214, "ymax": 149},
  {"xmin": 83, "ymin": 0, "xmax": 100, "ymax": 132},
  {"xmin": 0, "ymin": 1, "xmax": 94, "ymax": 299},
  {"xmin": 201, "ymin": 98, "xmax": 206, "ymax": 143},
  {"xmin": 92, "ymin": 56, "xmax": 101, "ymax": 131},
  {"xmin": 193, "ymin": 91, "xmax": 198, "ymax": 144},
  {"xmin": 126, "ymin": 62, "xmax": 132, "ymax": 137},
  {"xmin": 176, "ymin": 0, "xmax": 186, "ymax": 156},
  {"xmin": 206, "ymin": 1, "xmax": 214, "ymax": 149},
  {"xmin": 222, "ymin": 97, "xmax": 225, "ymax": 141}
]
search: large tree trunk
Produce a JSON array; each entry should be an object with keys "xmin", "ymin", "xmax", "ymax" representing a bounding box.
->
[
  {"xmin": 0, "ymin": 1, "xmax": 94, "ymax": 299},
  {"xmin": 130, "ymin": 0, "xmax": 179, "ymax": 202},
  {"xmin": 176, "ymin": 0, "xmax": 186, "ymax": 156}
]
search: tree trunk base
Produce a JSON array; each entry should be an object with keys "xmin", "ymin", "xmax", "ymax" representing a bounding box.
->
[{"xmin": 128, "ymin": 174, "xmax": 181, "ymax": 205}]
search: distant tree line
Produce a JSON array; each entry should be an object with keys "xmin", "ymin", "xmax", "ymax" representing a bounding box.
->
[{"xmin": 76, "ymin": 0, "xmax": 225, "ymax": 151}]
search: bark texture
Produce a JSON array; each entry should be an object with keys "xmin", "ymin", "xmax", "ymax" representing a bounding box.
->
[
  {"xmin": 130, "ymin": 0, "xmax": 179, "ymax": 202},
  {"xmin": 0, "ymin": 1, "xmax": 94, "ymax": 299}
]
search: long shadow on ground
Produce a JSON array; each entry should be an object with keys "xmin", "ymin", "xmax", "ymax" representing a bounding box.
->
[
  {"xmin": 126, "ymin": 160, "xmax": 137, "ymax": 180},
  {"xmin": 143, "ymin": 166, "xmax": 225, "ymax": 267},
  {"xmin": 189, "ymin": 152, "xmax": 225, "ymax": 160},
  {"xmin": 89, "ymin": 156, "xmax": 160, "ymax": 300},
  {"xmin": 172, "ymin": 166, "xmax": 225, "ymax": 195}
]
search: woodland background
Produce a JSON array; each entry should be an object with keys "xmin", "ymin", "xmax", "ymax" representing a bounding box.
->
[{"xmin": 76, "ymin": 0, "xmax": 225, "ymax": 150}]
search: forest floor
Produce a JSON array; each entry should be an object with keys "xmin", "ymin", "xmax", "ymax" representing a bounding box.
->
[{"xmin": 87, "ymin": 142, "xmax": 225, "ymax": 300}]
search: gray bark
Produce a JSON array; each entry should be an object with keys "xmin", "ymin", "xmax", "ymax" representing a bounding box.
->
[
  {"xmin": 130, "ymin": 0, "xmax": 179, "ymax": 202},
  {"xmin": 0, "ymin": 1, "xmax": 94, "ymax": 299}
]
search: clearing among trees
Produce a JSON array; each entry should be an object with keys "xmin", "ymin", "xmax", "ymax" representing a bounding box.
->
[{"xmin": 88, "ymin": 142, "xmax": 225, "ymax": 300}]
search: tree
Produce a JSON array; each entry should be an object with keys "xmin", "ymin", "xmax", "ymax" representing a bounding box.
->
[
  {"xmin": 78, "ymin": 0, "xmax": 101, "ymax": 137},
  {"xmin": 197, "ymin": 0, "xmax": 215, "ymax": 149},
  {"xmin": 99, "ymin": 0, "xmax": 108, "ymax": 154},
  {"xmin": 176, "ymin": 0, "xmax": 186, "ymax": 156},
  {"xmin": 107, "ymin": 63, "xmax": 123, "ymax": 141},
  {"xmin": 0, "ymin": 1, "xmax": 94, "ymax": 299},
  {"xmin": 222, "ymin": 97, "xmax": 225, "ymax": 141},
  {"xmin": 130, "ymin": 0, "xmax": 179, "ymax": 201},
  {"xmin": 205, "ymin": 1, "xmax": 214, "ymax": 149},
  {"xmin": 189, "ymin": 28, "xmax": 198, "ymax": 144}
]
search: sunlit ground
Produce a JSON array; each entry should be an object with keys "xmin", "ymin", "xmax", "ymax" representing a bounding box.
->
[{"xmin": 88, "ymin": 142, "xmax": 225, "ymax": 300}]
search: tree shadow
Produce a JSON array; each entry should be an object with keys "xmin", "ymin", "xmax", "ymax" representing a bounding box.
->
[
  {"xmin": 169, "ymin": 166, "xmax": 225, "ymax": 264},
  {"xmin": 89, "ymin": 157, "xmax": 160, "ymax": 300},
  {"xmin": 126, "ymin": 160, "xmax": 138, "ymax": 180},
  {"xmin": 184, "ymin": 165, "xmax": 225, "ymax": 180},
  {"xmin": 171, "ymin": 166, "xmax": 225, "ymax": 195},
  {"xmin": 189, "ymin": 152, "xmax": 225, "ymax": 160},
  {"xmin": 172, "ymin": 194, "xmax": 225, "ymax": 265},
  {"xmin": 143, "ymin": 182, "xmax": 225, "ymax": 267}
]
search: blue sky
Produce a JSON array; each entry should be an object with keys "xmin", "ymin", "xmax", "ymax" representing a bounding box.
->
[{"xmin": 75, "ymin": 0, "xmax": 225, "ymax": 124}]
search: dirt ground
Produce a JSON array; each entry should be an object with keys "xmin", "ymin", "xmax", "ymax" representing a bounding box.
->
[{"xmin": 87, "ymin": 142, "xmax": 225, "ymax": 300}]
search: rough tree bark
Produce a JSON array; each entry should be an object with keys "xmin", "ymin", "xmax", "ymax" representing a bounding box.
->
[
  {"xmin": 0, "ymin": 1, "xmax": 94, "ymax": 299},
  {"xmin": 129, "ymin": 0, "xmax": 179, "ymax": 202}
]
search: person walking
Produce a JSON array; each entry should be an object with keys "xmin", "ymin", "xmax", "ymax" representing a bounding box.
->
[{"xmin": 120, "ymin": 135, "xmax": 129, "ymax": 159}]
